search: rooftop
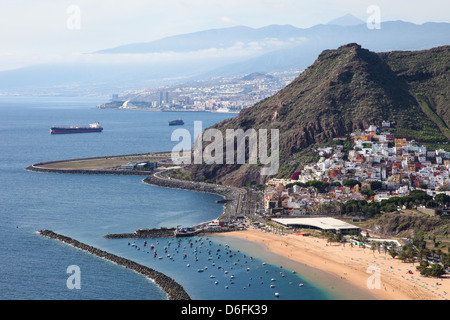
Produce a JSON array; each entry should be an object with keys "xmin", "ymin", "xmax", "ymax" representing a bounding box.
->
[{"xmin": 272, "ymin": 217, "xmax": 360, "ymax": 233}]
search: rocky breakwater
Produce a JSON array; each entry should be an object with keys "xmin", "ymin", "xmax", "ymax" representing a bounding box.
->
[
  {"xmin": 143, "ymin": 171, "xmax": 246, "ymax": 221},
  {"xmin": 38, "ymin": 230, "xmax": 190, "ymax": 300},
  {"xmin": 105, "ymin": 227, "xmax": 177, "ymax": 239}
]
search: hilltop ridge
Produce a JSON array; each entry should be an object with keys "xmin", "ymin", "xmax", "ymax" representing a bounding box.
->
[{"xmin": 185, "ymin": 43, "xmax": 450, "ymax": 186}]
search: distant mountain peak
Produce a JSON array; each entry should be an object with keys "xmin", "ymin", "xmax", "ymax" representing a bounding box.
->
[{"xmin": 327, "ymin": 14, "xmax": 365, "ymax": 26}]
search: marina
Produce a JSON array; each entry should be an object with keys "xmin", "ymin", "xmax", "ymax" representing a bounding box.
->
[{"xmin": 118, "ymin": 234, "xmax": 319, "ymax": 300}]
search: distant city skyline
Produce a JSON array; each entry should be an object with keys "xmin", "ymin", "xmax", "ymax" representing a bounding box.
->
[{"xmin": 0, "ymin": 0, "xmax": 448, "ymax": 71}]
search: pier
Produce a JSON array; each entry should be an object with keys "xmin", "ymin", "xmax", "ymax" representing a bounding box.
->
[
  {"xmin": 104, "ymin": 224, "xmax": 241, "ymax": 240},
  {"xmin": 25, "ymin": 151, "xmax": 174, "ymax": 176},
  {"xmin": 38, "ymin": 230, "xmax": 191, "ymax": 300}
]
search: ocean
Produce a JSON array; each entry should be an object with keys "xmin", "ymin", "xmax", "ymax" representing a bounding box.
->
[{"xmin": 0, "ymin": 96, "xmax": 372, "ymax": 300}]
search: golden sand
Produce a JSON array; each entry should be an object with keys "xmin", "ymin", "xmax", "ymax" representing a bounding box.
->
[{"xmin": 222, "ymin": 227, "xmax": 449, "ymax": 300}]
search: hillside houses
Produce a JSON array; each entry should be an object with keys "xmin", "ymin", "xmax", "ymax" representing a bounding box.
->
[{"xmin": 264, "ymin": 124, "xmax": 450, "ymax": 215}]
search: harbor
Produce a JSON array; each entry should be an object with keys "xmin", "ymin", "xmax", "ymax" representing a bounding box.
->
[{"xmin": 110, "ymin": 233, "xmax": 321, "ymax": 300}]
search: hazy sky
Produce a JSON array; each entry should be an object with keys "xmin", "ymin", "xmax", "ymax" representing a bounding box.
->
[{"xmin": 0, "ymin": 0, "xmax": 448, "ymax": 70}]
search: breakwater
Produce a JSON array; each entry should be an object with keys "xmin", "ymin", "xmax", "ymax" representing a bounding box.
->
[
  {"xmin": 26, "ymin": 165, "xmax": 152, "ymax": 176},
  {"xmin": 105, "ymin": 227, "xmax": 177, "ymax": 239},
  {"xmin": 38, "ymin": 230, "xmax": 191, "ymax": 300},
  {"xmin": 104, "ymin": 226, "xmax": 240, "ymax": 239},
  {"xmin": 143, "ymin": 171, "xmax": 246, "ymax": 221},
  {"xmin": 25, "ymin": 151, "xmax": 171, "ymax": 176}
]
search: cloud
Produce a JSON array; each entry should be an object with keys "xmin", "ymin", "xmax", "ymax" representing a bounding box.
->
[{"xmin": 219, "ymin": 16, "xmax": 241, "ymax": 25}]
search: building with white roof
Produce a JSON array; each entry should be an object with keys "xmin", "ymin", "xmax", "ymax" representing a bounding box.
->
[{"xmin": 272, "ymin": 217, "xmax": 360, "ymax": 234}]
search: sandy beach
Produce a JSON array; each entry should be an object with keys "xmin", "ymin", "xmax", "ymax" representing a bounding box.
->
[{"xmin": 222, "ymin": 227, "xmax": 449, "ymax": 300}]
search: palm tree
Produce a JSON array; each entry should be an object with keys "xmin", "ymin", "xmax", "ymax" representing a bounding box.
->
[
  {"xmin": 435, "ymin": 249, "xmax": 443, "ymax": 261},
  {"xmin": 370, "ymin": 242, "xmax": 377, "ymax": 256},
  {"xmin": 388, "ymin": 247, "xmax": 398, "ymax": 259},
  {"xmin": 382, "ymin": 241, "xmax": 389, "ymax": 255}
]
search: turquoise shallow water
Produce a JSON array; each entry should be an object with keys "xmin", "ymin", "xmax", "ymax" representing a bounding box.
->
[{"xmin": 0, "ymin": 96, "xmax": 373, "ymax": 300}]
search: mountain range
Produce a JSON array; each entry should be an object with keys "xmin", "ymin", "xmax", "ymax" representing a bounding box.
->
[
  {"xmin": 184, "ymin": 43, "xmax": 450, "ymax": 186},
  {"xmin": 0, "ymin": 16, "xmax": 449, "ymax": 96}
]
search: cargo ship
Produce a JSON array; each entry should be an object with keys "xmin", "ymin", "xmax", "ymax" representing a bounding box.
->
[
  {"xmin": 50, "ymin": 122, "xmax": 103, "ymax": 134},
  {"xmin": 168, "ymin": 119, "xmax": 184, "ymax": 126}
]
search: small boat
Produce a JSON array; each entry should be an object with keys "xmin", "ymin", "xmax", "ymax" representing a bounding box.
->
[
  {"xmin": 275, "ymin": 292, "xmax": 279, "ymax": 297},
  {"xmin": 169, "ymin": 119, "xmax": 184, "ymax": 126},
  {"xmin": 197, "ymin": 269, "xmax": 204, "ymax": 272}
]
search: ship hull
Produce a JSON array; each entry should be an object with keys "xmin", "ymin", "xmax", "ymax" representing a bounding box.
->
[{"xmin": 50, "ymin": 127, "xmax": 103, "ymax": 134}]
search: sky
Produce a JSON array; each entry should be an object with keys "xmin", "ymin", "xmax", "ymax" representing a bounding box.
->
[{"xmin": 0, "ymin": 0, "xmax": 448, "ymax": 71}]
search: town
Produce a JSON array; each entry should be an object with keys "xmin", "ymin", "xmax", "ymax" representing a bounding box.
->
[
  {"xmin": 96, "ymin": 71, "xmax": 299, "ymax": 112},
  {"xmin": 264, "ymin": 122, "xmax": 450, "ymax": 217}
]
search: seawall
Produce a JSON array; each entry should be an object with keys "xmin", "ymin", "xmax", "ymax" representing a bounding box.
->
[
  {"xmin": 38, "ymin": 230, "xmax": 191, "ymax": 300},
  {"xmin": 25, "ymin": 151, "xmax": 171, "ymax": 176},
  {"xmin": 26, "ymin": 165, "xmax": 152, "ymax": 176},
  {"xmin": 104, "ymin": 226, "xmax": 240, "ymax": 239}
]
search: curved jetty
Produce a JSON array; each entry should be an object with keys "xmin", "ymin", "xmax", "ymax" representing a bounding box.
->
[
  {"xmin": 38, "ymin": 230, "xmax": 190, "ymax": 300},
  {"xmin": 25, "ymin": 151, "xmax": 171, "ymax": 176}
]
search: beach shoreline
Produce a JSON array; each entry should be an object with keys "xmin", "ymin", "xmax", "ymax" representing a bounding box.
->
[{"xmin": 217, "ymin": 227, "xmax": 449, "ymax": 300}]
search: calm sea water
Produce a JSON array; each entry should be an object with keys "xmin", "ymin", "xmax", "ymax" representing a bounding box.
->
[{"xmin": 0, "ymin": 96, "xmax": 369, "ymax": 300}]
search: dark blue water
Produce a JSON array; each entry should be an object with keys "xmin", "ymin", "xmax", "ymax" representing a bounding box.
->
[{"xmin": 0, "ymin": 96, "xmax": 351, "ymax": 300}]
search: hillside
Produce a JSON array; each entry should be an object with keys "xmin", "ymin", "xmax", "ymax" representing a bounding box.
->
[
  {"xmin": 184, "ymin": 43, "xmax": 450, "ymax": 186},
  {"xmin": 370, "ymin": 212, "xmax": 450, "ymax": 238}
]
